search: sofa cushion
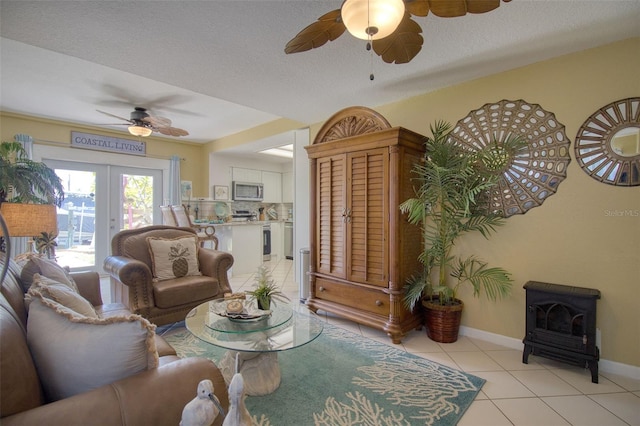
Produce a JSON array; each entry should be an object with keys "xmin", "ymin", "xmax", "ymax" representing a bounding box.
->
[
  {"xmin": 147, "ymin": 235, "xmax": 201, "ymax": 281},
  {"xmin": 19, "ymin": 255, "xmax": 78, "ymax": 292},
  {"xmin": 28, "ymin": 274, "xmax": 98, "ymax": 318},
  {"xmin": 26, "ymin": 292, "xmax": 159, "ymax": 402}
]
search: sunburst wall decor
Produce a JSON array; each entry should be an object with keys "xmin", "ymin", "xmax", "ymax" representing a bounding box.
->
[
  {"xmin": 449, "ymin": 99, "xmax": 570, "ymax": 217},
  {"xmin": 574, "ymin": 97, "xmax": 640, "ymax": 186}
]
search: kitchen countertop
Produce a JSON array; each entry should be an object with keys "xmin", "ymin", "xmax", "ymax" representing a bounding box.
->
[{"xmin": 193, "ymin": 220, "xmax": 288, "ymax": 227}]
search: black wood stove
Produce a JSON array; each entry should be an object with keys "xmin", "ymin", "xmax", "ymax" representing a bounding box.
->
[{"xmin": 522, "ymin": 281, "xmax": 601, "ymax": 383}]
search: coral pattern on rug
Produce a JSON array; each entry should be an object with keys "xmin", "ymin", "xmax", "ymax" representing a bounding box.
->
[{"xmin": 163, "ymin": 318, "xmax": 484, "ymax": 426}]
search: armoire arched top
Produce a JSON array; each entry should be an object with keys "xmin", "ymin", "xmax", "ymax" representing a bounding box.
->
[{"xmin": 313, "ymin": 106, "xmax": 392, "ymax": 144}]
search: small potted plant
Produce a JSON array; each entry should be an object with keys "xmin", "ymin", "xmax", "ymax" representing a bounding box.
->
[
  {"xmin": 246, "ymin": 264, "xmax": 290, "ymax": 310},
  {"xmin": 401, "ymin": 121, "xmax": 521, "ymax": 343}
]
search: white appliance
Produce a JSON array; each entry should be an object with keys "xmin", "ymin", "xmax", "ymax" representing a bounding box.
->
[{"xmin": 232, "ymin": 181, "xmax": 264, "ymax": 201}]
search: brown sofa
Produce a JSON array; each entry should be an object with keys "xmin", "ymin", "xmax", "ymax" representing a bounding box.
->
[
  {"xmin": 104, "ymin": 225, "xmax": 234, "ymax": 326},
  {"xmin": 0, "ymin": 256, "xmax": 229, "ymax": 425}
]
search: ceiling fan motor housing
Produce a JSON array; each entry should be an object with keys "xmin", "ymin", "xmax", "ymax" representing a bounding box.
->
[{"xmin": 130, "ymin": 107, "xmax": 150, "ymax": 122}]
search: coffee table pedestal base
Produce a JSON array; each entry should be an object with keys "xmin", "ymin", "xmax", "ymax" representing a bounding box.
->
[{"xmin": 220, "ymin": 350, "xmax": 281, "ymax": 396}]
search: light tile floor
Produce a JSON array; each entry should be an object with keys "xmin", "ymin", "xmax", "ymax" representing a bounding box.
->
[{"xmin": 105, "ymin": 258, "xmax": 640, "ymax": 425}]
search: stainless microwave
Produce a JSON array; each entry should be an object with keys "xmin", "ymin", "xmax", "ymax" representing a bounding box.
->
[{"xmin": 232, "ymin": 181, "xmax": 264, "ymax": 201}]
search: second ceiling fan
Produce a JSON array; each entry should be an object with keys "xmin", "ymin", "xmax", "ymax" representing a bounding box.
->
[
  {"xmin": 285, "ymin": 0, "xmax": 512, "ymax": 64},
  {"xmin": 97, "ymin": 107, "xmax": 189, "ymax": 138}
]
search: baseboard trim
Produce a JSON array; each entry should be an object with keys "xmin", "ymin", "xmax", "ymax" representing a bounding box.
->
[{"xmin": 459, "ymin": 326, "xmax": 640, "ymax": 380}]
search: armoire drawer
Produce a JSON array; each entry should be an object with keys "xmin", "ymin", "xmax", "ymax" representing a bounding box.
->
[{"xmin": 315, "ymin": 277, "xmax": 389, "ymax": 316}]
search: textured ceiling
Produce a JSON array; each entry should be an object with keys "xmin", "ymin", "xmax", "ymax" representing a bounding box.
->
[{"xmin": 1, "ymin": 0, "xmax": 639, "ymax": 149}]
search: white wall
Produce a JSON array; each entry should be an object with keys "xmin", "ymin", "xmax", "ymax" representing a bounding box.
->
[{"xmin": 293, "ymin": 128, "xmax": 310, "ymax": 289}]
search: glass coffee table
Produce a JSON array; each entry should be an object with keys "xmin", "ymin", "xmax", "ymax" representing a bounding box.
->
[{"xmin": 185, "ymin": 299, "xmax": 323, "ymax": 395}]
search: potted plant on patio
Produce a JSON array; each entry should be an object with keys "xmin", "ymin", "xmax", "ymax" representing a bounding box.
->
[
  {"xmin": 401, "ymin": 121, "xmax": 519, "ymax": 343},
  {"xmin": 246, "ymin": 264, "xmax": 290, "ymax": 311}
]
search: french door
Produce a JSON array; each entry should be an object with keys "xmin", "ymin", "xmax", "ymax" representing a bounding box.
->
[{"xmin": 44, "ymin": 159, "xmax": 162, "ymax": 273}]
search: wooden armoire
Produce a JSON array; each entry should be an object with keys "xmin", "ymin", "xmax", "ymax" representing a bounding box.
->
[{"xmin": 305, "ymin": 107, "xmax": 425, "ymax": 344}]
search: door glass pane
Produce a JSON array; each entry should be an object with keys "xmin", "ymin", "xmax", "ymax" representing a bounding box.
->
[
  {"xmin": 119, "ymin": 174, "xmax": 154, "ymax": 230},
  {"xmin": 54, "ymin": 169, "xmax": 96, "ymax": 269}
]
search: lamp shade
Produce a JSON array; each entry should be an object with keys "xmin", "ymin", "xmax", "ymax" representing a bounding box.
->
[
  {"xmin": 341, "ymin": 0, "xmax": 405, "ymax": 40},
  {"xmin": 0, "ymin": 203, "xmax": 58, "ymax": 237},
  {"xmin": 128, "ymin": 125, "xmax": 153, "ymax": 137}
]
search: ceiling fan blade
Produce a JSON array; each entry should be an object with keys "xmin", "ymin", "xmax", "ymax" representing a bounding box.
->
[
  {"xmin": 157, "ymin": 126, "xmax": 189, "ymax": 137},
  {"xmin": 404, "ymin": 0, "xmax": 430, "ymax": 17},
  {"xmin": 96, "ymin": 109, "xmax": 132, "ymax": 123},
  {"xmin": 427, "ymin": 0, "xmax": 504, "ymax": 17},
  {"xmin": 373, "ymin": 15, "xmax": 423, "ymax": 64},
  {"xmin": 428, "ymin": 0, "xmax": 468, "ymax": 17},
  {"xmin": 143, "ymin": 115, "xmax": 172, "ymax": 128},
  {"xmin": 285, "ymin": 9, "xmax": 346, "ymax": 54},
  {"xmin": 466, "ymin": 0, "xmax": 505, "ymax": 14}
]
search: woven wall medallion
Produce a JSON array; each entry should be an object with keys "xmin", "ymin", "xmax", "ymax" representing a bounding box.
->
[
  {"xmin": 449, "ymin": 100, "xmax": 570, "ymax": 217},
  {"xmin": 574, "ymin": 97, "xmax": 640, "ymax": 186}
]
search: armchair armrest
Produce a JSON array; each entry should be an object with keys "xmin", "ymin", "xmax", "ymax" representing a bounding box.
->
[
  {"xmin": 70, "ymin": 271, "xmax": 103, "ymax": 306},
  {"xmin": 198, "ymin": 249, "xmax": 234, "ymax": 295},
  {"xmin": 103, "ymin": 256, "xmax": 153, "ymax": 287},
  {"xmin": 1, "ymin": 358, "xmax": 229, "ymax": 426},
  {"xmin": 103, "ymin": 256, "xmax": 155, "ymax": 313}
]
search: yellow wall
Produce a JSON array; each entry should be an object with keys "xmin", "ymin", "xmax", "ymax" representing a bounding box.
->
[
  {"xmin": 372, "ymin": 37, "xmax": 639, "ymax": 366},
  {"xmin": 1, "ymin": 38, "xmax": 638, "ymax": 365},
  {"xmin": 205, "ymin": 118, "xmax": 305, "ymax": 152}
]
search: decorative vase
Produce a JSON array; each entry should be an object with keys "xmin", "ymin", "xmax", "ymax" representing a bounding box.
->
[{"xmin": 422, "ymin": 297, "xmax": 464, "ymax": 343}]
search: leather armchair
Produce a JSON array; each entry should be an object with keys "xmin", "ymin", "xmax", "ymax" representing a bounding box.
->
[{"xmin": 104, "ymin": 225, "xmax": 234, "ymax": 326}]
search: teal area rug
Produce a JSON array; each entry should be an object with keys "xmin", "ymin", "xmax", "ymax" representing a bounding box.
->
[{"xmin": 163, "ymin": 320, "xmax": 484, "ymax": 426}]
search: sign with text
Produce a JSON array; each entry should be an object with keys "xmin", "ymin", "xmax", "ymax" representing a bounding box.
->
[{"xmin": 71, "ymin": 132, "xmax": 146, "ymax": 156}]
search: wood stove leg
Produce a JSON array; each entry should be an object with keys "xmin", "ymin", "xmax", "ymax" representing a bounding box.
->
[
  {"xmin": 588, "ymin": 360, "xmax": 599, "ymax": 383},
  {"xmin": 522, "ymin": 344, "xmax": 532, "ymax": 364}
]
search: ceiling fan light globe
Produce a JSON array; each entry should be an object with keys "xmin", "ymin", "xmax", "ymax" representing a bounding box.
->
[
  {"xmin": 128, "ymin": 125, "xmax": 153, "ymax": 137},
  {"xmin": 342, "ymin": 0, "xmax": 404, "ymax": 41}
]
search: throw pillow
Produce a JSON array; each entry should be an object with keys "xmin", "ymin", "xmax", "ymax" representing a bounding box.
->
[
  {"xmin": 28, "ymin": 274, "xmax": 98, "ymax": 318},
  {"xmin": 19, "ymin": 255, "xmax": 78, "ymax": 292},
  {"xmin": 26, "ymin": 291, "xmax": 159, "ymax": 402},
  {"xmin": 147, "ymin": 235, "xmax": 201, "ymax": 281}
]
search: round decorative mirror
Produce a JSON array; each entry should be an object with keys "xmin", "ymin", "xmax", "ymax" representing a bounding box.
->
[
  {"xmin": 449, "ymin": 99, "xmax": 571, "ymax": 217},
  {"xmin": 575, "ymin": 97, "xmax": 640, "ymax": 186}
]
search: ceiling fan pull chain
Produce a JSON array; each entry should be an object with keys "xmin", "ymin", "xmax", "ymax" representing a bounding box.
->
[
  {"xmin": 367, "ymin": 0, "xmax": 374, "ymax": 80},
  {"xmin": 367, "ymin": 38, "xmax": 374, "ymax": 81}
]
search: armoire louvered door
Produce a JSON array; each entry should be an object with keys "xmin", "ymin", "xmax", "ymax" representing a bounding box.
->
[
  {"xmin": 346, "ymin": 149, "xmax": 388, "ymax": 287},
  {"xmin": 316, "ymin": 155, "xmax": 346, "ymax": 278}
]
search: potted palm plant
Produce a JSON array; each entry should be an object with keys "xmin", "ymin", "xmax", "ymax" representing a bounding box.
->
[
  {"xmin": 0, "ymin": 141, "xmax": 64, "ymax": 205},
  {"xmin": 0, "ymin": 141, "xmax": 64, "ymax": 252},
  {"xmin": 401, "ymin": 121, "xmax": 521, "ymax": 343}
]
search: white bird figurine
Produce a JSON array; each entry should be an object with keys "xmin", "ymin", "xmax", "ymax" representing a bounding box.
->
[
  {"xmin": 222, "ymin": 373, "xmax": 252, "ymax": 426},
  {"xmin": 180, "ymin": 379, "xmax": 225, "ymax": 426}
]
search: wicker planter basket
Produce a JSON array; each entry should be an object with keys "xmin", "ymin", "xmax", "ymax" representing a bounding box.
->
[{"xmin": 422, "ymin": 298, "xmax": 464, "ymax": 343}]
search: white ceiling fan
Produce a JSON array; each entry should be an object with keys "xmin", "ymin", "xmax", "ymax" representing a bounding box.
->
[{"xmin": 97, "ymin": 107, "xmax": 189, "ymax": 137}]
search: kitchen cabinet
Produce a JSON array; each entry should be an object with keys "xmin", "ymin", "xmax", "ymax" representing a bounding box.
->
[
  {"xmin": 305, "ymin": 107, "xmax": 425, "ymax": 344},
  {"xmin": 282, "ymin": 171, "xmax": 293, "ymax": 203},
  {"xmin": 261, "ymin": 171, "xmax": 282, "ymax": 203},
  {"xmin": 231, "ymin": 167, "xmax": 262, "ymax": 183}
]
